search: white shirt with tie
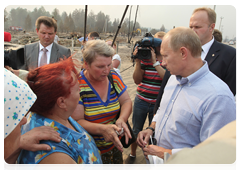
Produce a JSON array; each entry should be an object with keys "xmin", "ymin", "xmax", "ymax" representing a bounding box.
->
[
  {"xmin": 38, "ymin": 42, "xmax": 53, "ymax": 67},
  {"xmin": 201, "ymin": 36, "xmax": 214, "ymax": 60}
]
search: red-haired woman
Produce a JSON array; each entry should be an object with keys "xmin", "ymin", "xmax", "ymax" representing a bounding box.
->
[{"xmin": 17, "ymin": 58, "xmax": 102, "ymax": 164}]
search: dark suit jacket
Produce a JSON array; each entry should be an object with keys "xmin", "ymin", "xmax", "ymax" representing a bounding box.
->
[
  {"xmin": 153, "ymin": 40, "xmax": 236, "ymax": 114},
  {"xmin": 21, "ymin": 42, "xmax": 71, "ymax": 70}
]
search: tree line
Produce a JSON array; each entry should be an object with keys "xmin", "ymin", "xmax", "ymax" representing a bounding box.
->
[{"xmin": 4, "ymin": 6, "xmax": 167, "ymax": 37}]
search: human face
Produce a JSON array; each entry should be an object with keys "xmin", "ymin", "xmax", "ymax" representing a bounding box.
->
[
  {"xmin": 4, "ymin": 117, "xmax": 27, "ymax": 161},
  {"xmin": 36, "ymin": 23, "xmax": 56, "ymax": 47},
  {"xmin": 161, "ymin": 38, "xmax": 184, "ymax": 76},
  {"xmin": 189, "ymin": 11, "xmax": 214, "ymax": 45},
  {"xmin": 86, "ymin": 54, "xmax": 112, "ymax": 81}
]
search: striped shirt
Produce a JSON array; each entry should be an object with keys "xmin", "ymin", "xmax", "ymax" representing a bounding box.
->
[
  {"xmin": 136, "ymin": 59, "xmax": 163, "ymax": 103},
  {"xmin": 78, "ymin": 70, "xmax": 127, "ymax": 154}
]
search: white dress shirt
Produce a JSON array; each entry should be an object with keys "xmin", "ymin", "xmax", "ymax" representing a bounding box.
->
[
  {"xmin": 38, "ymin": 42, "xmax": 53, "ymax": 67},
  {"xmin": 201, "ymin": 36, "xmax": 214, "ymax": 60}
]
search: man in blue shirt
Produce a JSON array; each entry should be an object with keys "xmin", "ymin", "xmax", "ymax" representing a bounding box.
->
[{"xmin": 136, "ymin": 27, "xmax": 236, "ymax": 160}]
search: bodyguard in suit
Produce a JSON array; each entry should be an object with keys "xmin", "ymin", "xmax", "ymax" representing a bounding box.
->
[
  {"xmin": 190, "ymin": 7, "xmax": 236, "ymax": 95},
  {"xmin": 153, "ymin": 7, "xmax": 236, "ymax": 114},
  {"xmin": 21, "ymin": 16, "xmax": 71, "ymax": 71}
]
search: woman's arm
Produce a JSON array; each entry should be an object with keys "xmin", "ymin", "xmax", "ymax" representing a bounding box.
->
[
  {"xmin": 116, "ymin": 91, "xmax": 132, "ymax": 123},
  {"xmin": 5, "ymin": 126, "xmax": 61, "ymax": 164},
  {"xmin": 39, "ymin": 152, "xmax": 77, "ymax": 164},
  {"xmin": 71, "ymin": 104, "xmax": 124, "ymax": 152},
  {"xmin": 115, "ymin": 90, "xmax": 132, "ymax": 144}
]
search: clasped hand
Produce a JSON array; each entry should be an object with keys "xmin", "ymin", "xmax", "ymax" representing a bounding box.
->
[{"xmin": 102, "ymin": 118, "xmax": 131, "ymax": 152}]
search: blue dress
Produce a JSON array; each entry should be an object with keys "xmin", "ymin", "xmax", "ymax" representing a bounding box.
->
[{"xmin": 17, "ymin": 112, "xmax": 102, "ymax": 164}]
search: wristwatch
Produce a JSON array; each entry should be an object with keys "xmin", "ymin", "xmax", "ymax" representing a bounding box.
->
[
  {"xmin": 153, "ymin": 61, "xmax": 160, "ymax": 67},
  {"xmin": 146, "ymin": 127, "xmax": 155, "ymax": 132}
]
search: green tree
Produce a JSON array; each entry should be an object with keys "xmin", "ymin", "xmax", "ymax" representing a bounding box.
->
[
  {"xmin": 4, "ymin": 8, "xmax": 8, "ymax": 23},
  {"xmin": 112, "ymin": 18, "xmax": 119, "ymax": 33},
  {"xmin": 58, "ymin": 20, "xmax": 64, "ymax": 33},
  {"xmin": 9, "ymin": 7, "xmax": 28, "ymax": 27},
  {"xmin": 68, "ymin": 13, "xmax": 75, "ymax": 32},
  {"xmin": 24, "ymin": 14, "xmax": 32, "ymax": 31},
  {"xmin": 51, "ymin": 8, "xmax": 61, "ymax": 22},
  {"xmin": 95, "ymin": 11, "xmax": 105, "ymax": 33},
  {"xmin": 63, "ymin": 15, "xmax": 70, "ymax": 33},
  {"xmin": 61, "ymin": 11, "xmax": 68, "ymax": 24},
  {"xmin": 4, "ymin": 8, "xmax": 10, "ymax": 29},
  {"xmin": 72, "ymin": 8, "xmax": 85, "ymax": 32},
  {"xmin": 29, "ymin": 6, "xmax": 50, "ymax": 30},
  {"xmin": 87, "ymin": 10, "xmax": 96, "ymax": 32}
]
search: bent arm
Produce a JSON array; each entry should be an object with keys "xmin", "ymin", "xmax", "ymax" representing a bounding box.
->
[
  {"xmin": 71, "ymin": 104, "xmax": 124, "ymax": 151},
  {"xmin": 117, "ymin": 91, "xmax": 132, "ymax": 123},
  {"xmin": 5, "ymin": 126, "xmax": 61, "ymax": 164}
]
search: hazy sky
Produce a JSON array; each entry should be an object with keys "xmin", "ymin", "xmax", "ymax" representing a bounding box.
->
[{"xmin": 4, "ymin": 3, "xmax": 237, "ymax": 40}]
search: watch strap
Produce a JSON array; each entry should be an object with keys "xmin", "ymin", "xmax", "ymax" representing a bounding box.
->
[
  {"xmin": 146, "ymin": 126, "xmax": 155, "ymax": 132},
  {"xmin": 153, "ymin": 61, "xmax": 160, "ymax": 67}
]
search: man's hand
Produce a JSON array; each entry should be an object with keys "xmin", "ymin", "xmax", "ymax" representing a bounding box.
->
[
  {"xmin": 115, "ymin": 117, "xmax": 132, "ymax": 145},
  {"xmin": 20, "ymin": 126, "xmax": 61, "ymax": 151},
  {"xmin": 143, "ymin": 145, "xmax": 172, "ymax": 159},
  {"xmin": 137, "ymin": 129, "xmax": 153, "ymax": 148}
]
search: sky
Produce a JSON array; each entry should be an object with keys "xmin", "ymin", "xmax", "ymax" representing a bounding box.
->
[{"xmin": 4, "ymin": 3, "xmax": 237, "ymax": 40}]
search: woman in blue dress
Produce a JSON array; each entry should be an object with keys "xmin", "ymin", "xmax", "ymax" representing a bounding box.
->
[{"xmin": 18, "ymin": 57, "xmax": 102, "ymax": 164}]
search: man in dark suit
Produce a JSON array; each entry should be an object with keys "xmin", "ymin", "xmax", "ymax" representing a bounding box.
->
[
  {"xmin": 21, "ymin": 16, "xmax": 71, "ymax": 71},
  {"xmin": 154, "ymin": 7, "xmax": 236, "ymax": 114}
]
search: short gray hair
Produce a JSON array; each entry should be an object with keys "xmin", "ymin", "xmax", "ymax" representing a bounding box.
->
[
  {"xmin": 165, "ymin": 27, "xmax": 202, "ymax": 58},
  {"xmin": 83, "ymin": 39, "xmax": 115, "ymax": 65}
]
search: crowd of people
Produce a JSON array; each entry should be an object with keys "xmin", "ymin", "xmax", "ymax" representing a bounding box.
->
[{"xmin": 4, "ymin": 6, "xmax": 236, "ymax": 164}]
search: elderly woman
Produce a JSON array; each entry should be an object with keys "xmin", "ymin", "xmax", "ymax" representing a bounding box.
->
[
  {"xmin": 71, "ymin": 39, "xmax": 132, "ymax": 164},
  {"xmin": 4, "ymin": 68, "xmax": 61, "ymax": 164},
  {"xmin": 17, "ymin": 58, "xmax": 102, "ymax": 164}
]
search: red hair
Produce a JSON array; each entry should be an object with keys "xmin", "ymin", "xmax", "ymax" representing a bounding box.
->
[{"xmin": 27, "ymin": 57, "xmax": 79, "ymax": 114}]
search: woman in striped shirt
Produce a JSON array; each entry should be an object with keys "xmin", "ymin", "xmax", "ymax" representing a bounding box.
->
[{"xmin": 72, "ymin": 40, "xmax": 132, "ymax": 164}]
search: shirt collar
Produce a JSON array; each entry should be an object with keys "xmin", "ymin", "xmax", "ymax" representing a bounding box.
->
[
  {"xmin": 202, "ymin": 36, "xmax": 214, "ymax": 54},
  {"xmin": 39, "ymin": 41, "xmax": 53, "ymax": 52},
  {"xmin": 176, "ymin": 60, "xmax": 209, "ymax": 86}
]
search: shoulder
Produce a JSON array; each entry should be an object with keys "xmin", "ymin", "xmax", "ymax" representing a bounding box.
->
[
  {"xmin": 213, "ymin": 41, "xmax": 235, "ymax": 53},
  {"xmin": 110, "ymin": 69, "xmax": 121, "ymax": 81},
  {"xmin": 110, "ymin": 70, "xmax": 127, "ymax": 94},
  {"xmin": 53, "ymin": 42, "xmax": 70, "ymax": 51},
  {"xmin": 25, "ymin": 42, "xmax": 38, "ymax": 49},
  {"xmin": 204, "ymin": 72, "xmax": 234, "ymax": 98}
]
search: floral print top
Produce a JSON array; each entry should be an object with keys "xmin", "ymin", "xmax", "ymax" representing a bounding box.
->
[{"xmin": 17, "ymin": 112, "xmax": 102, "ymax": 164}]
